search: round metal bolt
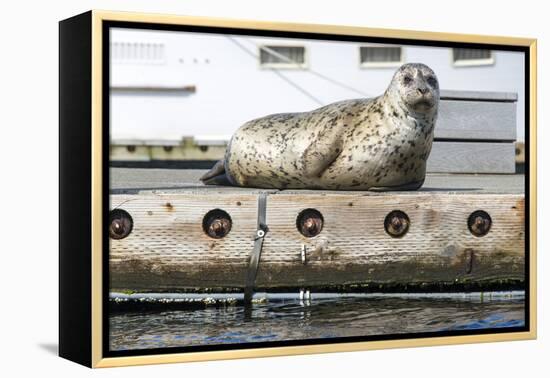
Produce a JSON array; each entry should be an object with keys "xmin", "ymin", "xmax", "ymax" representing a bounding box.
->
[
  {"xmin": 468, "ymin": 210, "xmax": 492, "ymax": 237},
  {"xmin": 109, "ymin": 209, "xmax": 133, "ymax": 240},
  {"xmin": 384, "ymin": 210, "xmax": 410, "ymax": 238},
  {"xmin": 202, "ymin": 209, "xmax": 232, "ymax": 239},
  {"xmin": 296, "ymin": 209, "xmax": 324, "ymax": 237}
]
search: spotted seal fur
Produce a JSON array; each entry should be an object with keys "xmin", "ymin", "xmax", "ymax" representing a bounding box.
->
[{"xmin": 200, "ymin": 63, "xmax": 439, "ymax": 190}]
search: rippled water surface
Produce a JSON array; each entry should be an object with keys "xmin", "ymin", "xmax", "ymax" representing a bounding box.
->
[{"xmin": 109, "ymin": 295, "xmax": 524, "ymax": 351}]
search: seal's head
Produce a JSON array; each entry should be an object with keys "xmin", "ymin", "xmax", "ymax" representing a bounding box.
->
[{"xmin": 389, "ymin": 63, "xmax": 440, "ymax": 115}]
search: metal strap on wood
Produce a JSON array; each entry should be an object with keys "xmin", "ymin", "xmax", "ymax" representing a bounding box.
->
[{"xmin": 244, "ymin": 192, "xmax": 269, "ymax": 303}]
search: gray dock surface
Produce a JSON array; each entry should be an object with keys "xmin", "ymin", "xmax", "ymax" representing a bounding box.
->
[{"xmin": 110, "ymin": 168, "xmax": 525, "ymax": 194}]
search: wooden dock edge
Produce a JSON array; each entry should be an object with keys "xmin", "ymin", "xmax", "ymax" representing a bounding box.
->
[{"xmin": 109, "ymin": 190, "xmax": 525, "ymax": 293}]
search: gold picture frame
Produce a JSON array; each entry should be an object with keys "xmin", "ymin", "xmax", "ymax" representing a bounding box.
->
[{"xmin": 59, "ymin": 10, "xmax": 537, "ymax": 368}]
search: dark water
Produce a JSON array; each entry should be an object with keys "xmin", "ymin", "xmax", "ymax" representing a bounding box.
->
[{"xmin": 109, "ymin": 293, "xmax": 524, "ymax": 351}]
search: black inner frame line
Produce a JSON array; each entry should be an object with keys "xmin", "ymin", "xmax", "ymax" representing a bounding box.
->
[{"xmin": 101, "ymin": 20, "xmax": 531, "ymax": 359}]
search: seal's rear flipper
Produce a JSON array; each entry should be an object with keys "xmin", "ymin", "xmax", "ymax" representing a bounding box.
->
[{"xmin": 200, "ymin": 160, "xmax": 231, "ymax": 186}]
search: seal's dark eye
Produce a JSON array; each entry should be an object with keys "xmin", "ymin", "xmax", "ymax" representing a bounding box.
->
[
  {"xmin": 426, "ymin": 76, "xmax": 438, "ymax": 87},
  {"xmin": 403, "ymin": 75, "xmax": 413, "ymax": 85}
]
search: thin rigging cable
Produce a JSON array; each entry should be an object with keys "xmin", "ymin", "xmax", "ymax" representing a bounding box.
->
[
  {"xmin": 227, "ymin": 36, "xmax": 324, "ymax": 105},
  {"xmin": 255, "ymin": 43, "xmax": 373, "ymax": 98}
]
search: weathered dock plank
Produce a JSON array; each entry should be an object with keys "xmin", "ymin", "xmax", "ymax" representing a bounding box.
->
[
  {"xmin": 110, "ymin": 169, "xmax": 525, "ymax": 194},
  {"xmin": 428, "ymin": 142, "xmax": 516, "ymax": 174},
  {"xmin": 440, "ymin": 90, "xmax": 518, "ymax": 102},
  {"xmin": 436, "ymin": 100, "xmax": 516, "ymax": 141},
  {"xmin": 109, "ymin": 170, "xmax": 525, "ymax": 293}
]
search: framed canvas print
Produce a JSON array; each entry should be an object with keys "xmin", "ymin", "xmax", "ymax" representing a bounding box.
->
[{"xmin": 59, "ymin": 10, "xmax": 537, "ymax": 368}]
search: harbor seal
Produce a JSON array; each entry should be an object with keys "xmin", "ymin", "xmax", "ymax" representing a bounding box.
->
[{"xmin": 201, "ymin": 63, "xmax": 439, "ymax": 190}]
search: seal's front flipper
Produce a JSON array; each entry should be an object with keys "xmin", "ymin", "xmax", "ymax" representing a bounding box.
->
[
  {"xmin": 201, "ymin": 173, "xmax": 232, "ymax": 186},
  {"xmin": 369, "ymin": 179, "xmax": 425, "ymax": 192},
  {"xmin": 301, "ymin": 119, "xmax": 344, "ymax": 178},
  {"xmin": 200, "ymin": 160, "xmax": 231, "ymax": 186}
]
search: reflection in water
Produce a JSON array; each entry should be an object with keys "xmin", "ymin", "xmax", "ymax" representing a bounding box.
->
[{"xmin": 109, "ymin": 296, "xmax": 524, "ymax": 351}]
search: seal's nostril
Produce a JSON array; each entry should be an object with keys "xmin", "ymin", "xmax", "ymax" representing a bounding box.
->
[{"xmin": 417, "ymin": 87, "xmax": 428, "ymax": 95}]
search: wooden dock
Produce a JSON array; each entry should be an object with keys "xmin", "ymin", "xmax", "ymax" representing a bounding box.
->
[{"xmin": 109, "ymin": 169, "xmax": 525, "ymax": 293}]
